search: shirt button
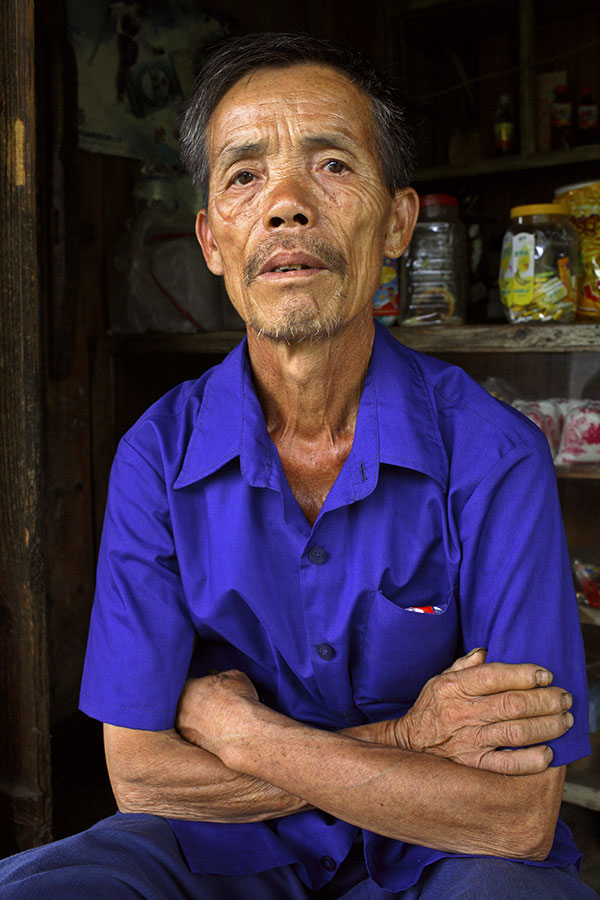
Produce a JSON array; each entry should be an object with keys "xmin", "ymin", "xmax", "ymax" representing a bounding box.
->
[
  {"xmin": 308, "ymin": 545, "xmax": 327, "ymax": 565},
  {"xmin": 320, "ymin": 855, "xmax": 337, "ymax": 871},
  {"xmin": 317, "ymin": 643, "xmax": 335, "ymax": 660}
]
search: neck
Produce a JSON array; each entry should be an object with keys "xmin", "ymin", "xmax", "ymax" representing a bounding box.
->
[{"xmin": 246, "ymin": 309, "xmax": 375, "ymax": 448}]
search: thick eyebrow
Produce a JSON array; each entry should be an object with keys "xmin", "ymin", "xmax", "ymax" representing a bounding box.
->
[
  {"xmin": 215, "ymin": 141, "xmax": 268, "ymax": 172},
  {"xmin": 215, "ymin": 133, "xmax": 360, "ymax": 173},
  {"xmin": 299, "ymin": 133, "xmax": 360, "ymax": 157}
]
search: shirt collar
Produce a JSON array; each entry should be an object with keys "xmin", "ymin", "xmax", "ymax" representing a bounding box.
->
[
  {"xmin": 174, "ymin": 322, "xmax": 448, "ymax": 492},
  {"xmin": 174, "ymin": 337, "xmax": 249, "ymax": 488},
  {"xmin": 370, "ymin": 322, "xmax": 448, "ymax": 490},
  {"xmin": 174, "ymin": 337, "xmax": 287, "ymax": 490}
]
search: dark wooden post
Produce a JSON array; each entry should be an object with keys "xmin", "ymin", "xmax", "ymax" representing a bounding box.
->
[{"xmin": 0, "ymin": 0, "xmax": 52, "ymax": 853}]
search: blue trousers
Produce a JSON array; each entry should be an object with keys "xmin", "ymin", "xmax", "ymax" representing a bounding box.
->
[{"xmin": 0, "ymin": 813, "xmax": 598, "ymax": 899}]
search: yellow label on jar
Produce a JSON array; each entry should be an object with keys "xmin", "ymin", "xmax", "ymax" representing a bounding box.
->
[{"xmin": 511, "ymin": 233, "xmax": 535, "ymax": 306}]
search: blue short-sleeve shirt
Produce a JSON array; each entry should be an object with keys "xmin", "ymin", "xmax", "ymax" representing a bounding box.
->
[{"xmin": 80, "ymin": 321, "xmax": 591, "ymax": 892}]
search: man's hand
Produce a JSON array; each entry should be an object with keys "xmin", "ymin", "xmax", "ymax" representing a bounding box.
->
[
  {"xmin": 174, "ymin": 664, "xmax": 567, "ymax": 859},
  {"xmin": 172, "ymin": 659, "xmax": 571, "ymax": 856},
  {"xmin": 177, "ymin": 650, "xmax": 574, "ymax": 778},
  {"xmin": 176, "ymin": 670, "xmax": 261, "ymax": 756},
  {"xmin": 343, "ymin": 648, "xmax": 573, "ymax": 774}
]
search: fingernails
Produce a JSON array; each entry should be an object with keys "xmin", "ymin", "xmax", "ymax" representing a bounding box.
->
[
  {"xmin": 467, "ymin": 647, "xmax": 486, "ymax": 657},
  {"xmin": 544, "ymin": 746, "xmax": 554, "ymax": 764},
  {"xmin": 561, "ymin": 692, "xmax": 573, "ymax": 711},
  {"xmin": 535, "ymin": 668, "xmax": 552, "ymax": 685},
  {"xmin": 563, "ymin": 711, "xmax": 574, "ymax": 728}
]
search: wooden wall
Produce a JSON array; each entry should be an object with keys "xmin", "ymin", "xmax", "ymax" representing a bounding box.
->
[{"xmin": 0, "ymin": 0, "xmax": 51, "ymax": 854}]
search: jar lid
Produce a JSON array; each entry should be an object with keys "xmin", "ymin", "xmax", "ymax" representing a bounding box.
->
[
  {"xmin": 419, "ymin": 193, "xmax": 458, "ymax": 207},
  {"xmin": 510, "ymin": 202, "xmax": 570, "ymax": 217},
  {"xmin": 554, "ymin": 180, "xmax": 600, "ymax": 197}
]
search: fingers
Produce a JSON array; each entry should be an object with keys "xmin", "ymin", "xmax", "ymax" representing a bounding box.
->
[
  {"xmin": 479, "ymin": 710, "xmax": 574, "ymax": 751},
  {"xmin": 453, "ymin": 661, "xmax": 554, "ymax": 697},
  {"xmin": 478, "ymin": 745, "xmax": 554, "ymax": 776},
  {"xmin": 465, "ymin": 685, "xmax": 571, "ymax": 733},
  {"xmin": 446, "ymin": 648, "xmax": 487, "ymax": 672}
]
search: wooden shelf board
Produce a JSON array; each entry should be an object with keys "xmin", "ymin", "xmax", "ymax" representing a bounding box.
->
[
  {"xmin": 415, "ymin": 145, "xmax": 600, "ymax": 182},
  {"xmin": 564, "ymin": 731, "xmax": 600, "ymax": 811},
  {"xmin": 98, "ymin": 324, "xmax": 600, "ymax": 357},
  {"xmin": 390, "ymin": 324, "xmax": 600, "ymax": 354},
  {"xmin": 98, "ymin": 331, "xmax": 246, "ymax": 356},
  {"xmin": 578, "ymin": 605, "xmax": 600, "ymax": 627},
  {"xmin": 556, "ymin": 467, "xmax": 600, "ymax": 481}
]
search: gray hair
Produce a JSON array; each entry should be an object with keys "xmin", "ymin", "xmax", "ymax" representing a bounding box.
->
[{"xmin": 179, "ymin": 32, "xmax": 418, "ymax": 200}]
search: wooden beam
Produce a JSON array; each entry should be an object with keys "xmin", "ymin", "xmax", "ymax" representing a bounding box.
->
[
  {"xmin": 0, "ymin": 0, "xmax": 52, "ymax": 854},
  {"xmin": 519, "ymin": 0, "xmax": 536, "ymax": 155}
]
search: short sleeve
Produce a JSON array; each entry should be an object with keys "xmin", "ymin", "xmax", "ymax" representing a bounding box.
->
[
  {"xmin": 457, "ymin": 437, "xmax": 591, "ymax": 766},
  {"xmin": 79, "ymin": 437, "xmax": 195, "ymax": 730}
]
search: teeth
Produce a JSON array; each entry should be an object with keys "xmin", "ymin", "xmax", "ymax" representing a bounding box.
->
[{"xmin": 272, "ymin": 264, "xmax": 308, "ymax": 272}]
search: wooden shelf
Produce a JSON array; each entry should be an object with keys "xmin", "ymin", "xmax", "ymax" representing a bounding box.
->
[
  {"xmin": 390, "ymin": 324, "xmax": 600, "ymax": 354},
  {"xmin": 556, "ymin": 467, "xmax": 600, "ymax": 481},
  {"xmin": 98, "ymin": 323, "xmax": 600, "ymax": 357},
  {"xmin": 564, "ymin": 731, "xmax": 600, "ymax": 812},
  {"xmin": 415, "ymin": 144, "xmax": 600, "ymax": 182},
  {"xmin": 97, "ymin": 331, "xmax": 246, "ymax": 356},
  {"xmin": 579, "ymin": 605, "xmax": 600, "ymax": 627}
]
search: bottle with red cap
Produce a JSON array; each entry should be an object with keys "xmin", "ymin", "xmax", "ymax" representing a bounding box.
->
[
  {"xmin": 576, "ymin": 87, "xmax": 599, "ymax": 145},
  {"xmin": 551, "ymin": 85, "xmax": 572, "ymax": 150},
  {"xmin": 400, "ymin": 194, "xmax": 468, "ymax": 325}
]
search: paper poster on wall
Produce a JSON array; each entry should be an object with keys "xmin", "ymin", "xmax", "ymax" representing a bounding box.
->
[{"xmin": 66, "ymin": 0, "xmax": 228, "ymax": 164}]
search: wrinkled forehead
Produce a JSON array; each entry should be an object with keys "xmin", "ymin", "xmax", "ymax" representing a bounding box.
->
[{"xmin": 205, "ymin": 62, "xmax": 377, "ymax": 161}]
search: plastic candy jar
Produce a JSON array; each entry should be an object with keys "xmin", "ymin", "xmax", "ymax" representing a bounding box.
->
[
  {"xmin": 400, "ymin": 194, "xmax": 468, "ymax": 325},
  {"xmin": 499, "ymin": 202, "xmax": 578, "ymax": 323}
]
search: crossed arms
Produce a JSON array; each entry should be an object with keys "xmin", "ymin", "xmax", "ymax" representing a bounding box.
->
[{"xmin": 104, "ymin": 648, "xmax": 573, "ymax": 861}]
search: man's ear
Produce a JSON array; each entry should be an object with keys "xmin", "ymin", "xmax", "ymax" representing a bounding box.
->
[
  {"xmin": 383, "ymin": 187, "xmax": 419, "ymax": 259},
  {"xmin": 196, "ymin": 210, "xmax": 224, "ymax": 275}
]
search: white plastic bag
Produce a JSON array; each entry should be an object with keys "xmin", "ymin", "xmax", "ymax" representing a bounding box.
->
[{"xmin": 109, "ymin": 204, "xmax": 226, "ymax": 332}]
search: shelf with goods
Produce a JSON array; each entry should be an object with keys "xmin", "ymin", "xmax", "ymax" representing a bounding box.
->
[
  {"xmin": 388, "ymin": 0, "xmax": 600, "ymax": 178},
  {"xmin": 563, "ymin": 732, "xmax": 600, "ymax": 812},
  {"xmin": 414, "ymin": 143, "xmax": 600, "ymax": 183},
  {"xmin": 388, "ymin": 0, "xmax": 600, "ymax": 310},
  {"xmin": 566, "ymin": 605, "xmax": 600, "ymax": 811}
]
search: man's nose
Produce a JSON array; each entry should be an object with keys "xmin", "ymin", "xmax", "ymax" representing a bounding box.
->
[{"xmin": 263, "ymin": 175, "xmax": 317, "ymax": 229}]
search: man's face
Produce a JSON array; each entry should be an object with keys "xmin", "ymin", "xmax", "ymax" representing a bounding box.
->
[{"xmin": 196, "ymin": 63, "xmax": 417, "ymax": 342}]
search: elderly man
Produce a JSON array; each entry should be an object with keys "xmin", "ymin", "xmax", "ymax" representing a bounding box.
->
[{"xmin": 1, "ymin": 31, "xmax": 596, "ymax": 900}]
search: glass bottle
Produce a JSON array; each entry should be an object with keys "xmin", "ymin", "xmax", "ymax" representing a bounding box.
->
[
  {"xmin": 551, "ymin": 85, "xmax": 572, "ymax": 150},
  {"xmin": 493, "ymin": 94, "xmax": 514, "ymax": 155},
  {"xmin": 576, "ymin": 87, "xmax": 599, "ymax": 146}
]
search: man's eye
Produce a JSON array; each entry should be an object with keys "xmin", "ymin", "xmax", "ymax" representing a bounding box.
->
[
  {"xmin": 324, "ymin": 159, "xmax": 347, "ymax": 174},
  {"xmin": 232, "ymin": 171, "xmax": 255, "ymax": 186}
]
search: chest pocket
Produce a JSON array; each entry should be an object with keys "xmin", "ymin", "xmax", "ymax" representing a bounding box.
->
[{"xmin": 352, "ymin": 587, "xmax": 460, "ymax": 719}]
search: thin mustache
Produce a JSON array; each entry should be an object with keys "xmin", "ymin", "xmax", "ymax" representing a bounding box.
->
[{"xmin": 244, "ymin": 236, "xmax": 347, "ymax": 285}]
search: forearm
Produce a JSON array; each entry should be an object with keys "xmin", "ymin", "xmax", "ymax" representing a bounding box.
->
[
  {"xmin": 214, "ymin": 701, "xmax": 564, "ymax": 859},
  {"xmin": 103, "ymin": 723, "xmax": 310, "ymax": 822}
]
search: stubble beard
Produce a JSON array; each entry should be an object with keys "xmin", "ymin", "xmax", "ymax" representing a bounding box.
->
[
  {"xmin": 242, "ymin": 236, "xmax": 349, "ymax": 345},
  {"xmin": 246, "ymin": 291, "xmax": 348, "ymax": 345}
]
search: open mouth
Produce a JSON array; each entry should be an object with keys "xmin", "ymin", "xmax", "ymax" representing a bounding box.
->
[
  {"xmin": 246, "ymin": 241, "xmax": 345, "ymax": 285},
  {"xmin": 257, "ymin": 250, "xmax": 328, "ymax": 278}
]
